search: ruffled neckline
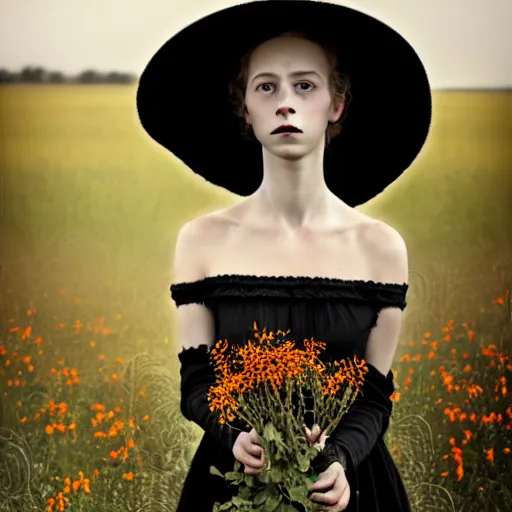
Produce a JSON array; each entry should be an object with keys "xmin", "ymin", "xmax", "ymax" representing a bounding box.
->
[{"xmin": 170, "ymin": 274, "xmax": 408, "ymax": 309}]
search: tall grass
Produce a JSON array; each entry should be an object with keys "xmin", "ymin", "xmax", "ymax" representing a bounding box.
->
[
  {"xmin": 386, "ymin": 290, "xmax": 512, "ymax": 511},
  {"xmin": 0, "ymin": 287, "xmax": 510, "ymax": 511},
  {"xmin": 0, "ymin": 287, "xmax": 193, "ymax": 511},
  {"xmin": 0, "ymin": 85, "xmax": 511, "ymax": 510}
]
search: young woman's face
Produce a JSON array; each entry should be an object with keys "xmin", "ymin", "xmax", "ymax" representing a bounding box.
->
[{"xmin": 244, "ymin": 36, "xmax": 343, "ymax": 160}]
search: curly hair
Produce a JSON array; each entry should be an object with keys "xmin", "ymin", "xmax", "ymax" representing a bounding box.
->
[{"xmin": 227, "ymin": 30, "xmax": 352, "ymax": 147}]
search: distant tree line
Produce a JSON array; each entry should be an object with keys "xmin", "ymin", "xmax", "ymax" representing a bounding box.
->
[{"xmin": 0, "ymin": 66, "xmax": 138, "ymax": 84}]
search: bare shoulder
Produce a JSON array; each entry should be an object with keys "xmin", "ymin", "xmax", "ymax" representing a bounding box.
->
[
  {"xmin": 354, "ymin": 217, "xmax": 409, "ymax": 284},
  {"xmin": 173, "ymin": 209, "xmax": 231, "ymax": 283},
  {"xmin": 176, "ymin": 210, "xmax": 226, "ymax": 241},
  {"xmin": 173, "ymin": 213, "xmax": 224, "ymax": 351}
]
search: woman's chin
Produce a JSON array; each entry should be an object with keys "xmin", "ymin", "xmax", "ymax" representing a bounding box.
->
[{"xmin": 264, "ymin": 144, "xmax": 313, "ymax": 162}]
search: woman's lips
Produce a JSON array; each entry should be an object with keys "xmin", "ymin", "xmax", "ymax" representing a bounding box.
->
[{"xmin": 271, "ymin": 124, "xmax": 303, "ymax": 135}]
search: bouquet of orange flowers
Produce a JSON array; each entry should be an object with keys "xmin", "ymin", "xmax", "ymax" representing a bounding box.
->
[{"xmin": 208, "ymin": 322, "xmax": 368, "ymax": 511}]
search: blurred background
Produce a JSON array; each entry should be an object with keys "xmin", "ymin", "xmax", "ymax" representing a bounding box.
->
[{"xmin": 0, "ymin": 1, "xmax": 511, "ymax": 511}]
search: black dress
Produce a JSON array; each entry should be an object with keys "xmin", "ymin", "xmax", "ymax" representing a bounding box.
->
[{"xmin": 171, "ymin": 274, "xmax": 411, "ymax": 512}]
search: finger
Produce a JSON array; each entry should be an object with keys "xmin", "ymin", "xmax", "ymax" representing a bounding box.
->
[
  {"xmin": 309, "ymin": 485, "xmax": 350, "ymax": 510},
  {"xmin": 243, "ymin": 448, "xmax": 265, "ymax": 467},
  {"xmin": 309, "ymin": 468, "xmax": 337, "ymax": 492},
  {"xmin": 305, "ymin": 425, "xmax": 319, "ymax": 443},
  {"xmin": 311, "ymin": 425, "xmax": 328, "ymax": 445},
  {"xmin": 243, "ymin": 452, "xmax": 267, "ymax": 475},
  {"xmin": 325, "ymin": 483, "xmax": 351, "ymax": 511},
  {"xmin": 309, "ymin": 476, "xmax": 348, "ymax": 508},
  {"xmin": 249, "ymin": 428, "xmax": 263, "ymax": 446},
  {"xmin": 242, "ymin": 455, "xmax": 266, "ymax": 470},
  {"xmin": 336, "ymin": 484, "xmax": 351, "ymax": 511},
  {"xmin": 245, "ymin": 444, "xmax": 264, "ymax": 458},
  {"xmin": 244, "ymin": 461, "xmax": 266, "ymax": 475},
  {"xmin": 305, "ymin": 425, "xmax": 323, "ymax": 445},
  {"xmin": 244, "ymin": 466, "xmax": 264, "ymax": 476},
  {"xmin": 307, "ymin": 424, "xmax": 320, "ymax": 443},
  {"xmin": 310, "ymin": 478, "xmax": 347, "ymax": 507},
  {"xmin": 313, "ymin": 433, "xmax": 329, "ymax": 451}
]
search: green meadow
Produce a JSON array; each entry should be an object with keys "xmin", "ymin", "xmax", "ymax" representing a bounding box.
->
[{"xmin": 0, "ymin": 85, "xmax": 510, "ymax": 511}]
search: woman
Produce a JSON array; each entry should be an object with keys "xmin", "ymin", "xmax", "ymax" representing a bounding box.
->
[{"xmin": 137, "ymin": 1, "xmax": 431, "ymax": 510}]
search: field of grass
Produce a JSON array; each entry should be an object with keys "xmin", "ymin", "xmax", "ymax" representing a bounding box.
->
[{"xmin": 0, "ymin": 85, "xmax": 511, "ymax": 511}]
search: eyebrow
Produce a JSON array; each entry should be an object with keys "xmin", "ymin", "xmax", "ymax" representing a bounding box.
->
[{"xmin": 249, "ymin": 70, "xmax": 322, "ymax": 83}]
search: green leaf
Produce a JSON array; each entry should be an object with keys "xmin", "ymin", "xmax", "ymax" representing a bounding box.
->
[
  {"xmin": 266, "ymin": 495, "xmax": 283, "ymax": 511},
  {"xmin": 225, "ymin": 471, "xmax": 242, "ymax": 481},
  {"xmin": 231, "ymin": 496, "xmax": 253, "ymax": 506},
  {"xmin": 243, "ymin": 474, "xmax": 256, "ymax": 487},
  {"xmin": 253, "ymin": 490, "xmax": 269, "ymax": 505},
  {"xmin": 268, "ymin": 467, "xmax": 285, "ymax": 483},
  {"xmin": 263, "ymin": 422, "xmax": 279, "ymax": 441},
  {"xmin": 210, "ymin": 466, "xmax": 226, "ymax": 480},
  {"xmin": 296, "ymin": 453, "xmax": 311, "ymax": 473},
  {"xmin": 277, "ymin": 505, "xmax": 301, "ymax": 512},
  {"xmin": 288, "ymin": 485, "xmax": 307, "ymax": 500},
  {"xmin": 263, "ymin": 423, "xmax": 289, "ymax": 450},
  {"xmin": 258, "ymin": 471, "xmax": 271, "ymax": 484},
  {"xmin": 213, "ymin": 501, "xmax": 234, "ymax": 511},
  {"xmin": 287, "ymin": 484, "xmax": 310, "ymax": 507},
  {"xmin": 238, "ymin": 486, "xmax": 254, "ymax": 501}
]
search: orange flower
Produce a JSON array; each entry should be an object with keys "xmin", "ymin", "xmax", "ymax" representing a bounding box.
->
[{"xmin": 208, "ymin": 324, "xmax": 367, "ymax": 425}]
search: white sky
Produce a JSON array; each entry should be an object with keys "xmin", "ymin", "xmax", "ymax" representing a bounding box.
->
[{"xmin": 1, "ymin": 0, "xmax": 511, "ymax": 89}]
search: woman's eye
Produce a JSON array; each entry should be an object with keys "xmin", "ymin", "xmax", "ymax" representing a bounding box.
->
[
  {"xmin": 257, "ymin": 83, "xmax": 275, "ymax": 93},
  {"xmin": 256, "ymin": 82, "xmax": 313, "ymax": 93},
  {"xmin": 296, "ymin": 82, "xmax": 313, "ymax": 92}
]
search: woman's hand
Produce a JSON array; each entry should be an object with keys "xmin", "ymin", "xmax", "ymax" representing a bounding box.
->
[
  {"xmin": 232, "ymin": 428, "xmax": 267, "ymax": 475},
  {"xmin": 305, "ymin": 424, "xmax": 350, "ymax": 511},
  {"xmin": 233, "ymin": 424, "xmax": 329, "ymax": 477},
  {"xmin": 304, "ymin": 424, "xmax": 329, "ymax": 450},
  {"xmin": 308, "ymin": 461, "xmax": 351, "ymax": 511}
]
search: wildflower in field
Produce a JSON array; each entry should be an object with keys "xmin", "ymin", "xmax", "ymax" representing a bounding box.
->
[
  {"xmin": 47, "ymin": 491, "xmax": 69, "ymax": 511},
  {"xmin": 1, "ymin": 285, "xmax": 510, "ymax": 511}
]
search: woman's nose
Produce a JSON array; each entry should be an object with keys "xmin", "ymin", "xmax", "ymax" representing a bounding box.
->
[{"xmin": 276, "ymin": 106, "xmax": 296, "ymax": 116}]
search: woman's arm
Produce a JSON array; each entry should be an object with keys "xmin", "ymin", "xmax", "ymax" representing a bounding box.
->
[
  {"xmin": 173, "ymin": 218, "xmax": 213, "ymax": 352},
  {"xmin": 173, "ymin": 218, "xmax": 249, "ymax": 452},
  {"xmin": 362, "ymin": 222, "xmax": 408, "ymax": 376},
  {"xmin": 312, "ymin": 222, "xmax": 409, "ymax": 473}
]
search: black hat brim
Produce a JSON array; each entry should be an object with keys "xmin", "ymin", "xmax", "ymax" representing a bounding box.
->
[{"xmin": 137, "ymin": 0, "xmax": 432, "ymax": 207}]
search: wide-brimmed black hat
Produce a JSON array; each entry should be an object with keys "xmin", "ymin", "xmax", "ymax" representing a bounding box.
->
[{"xmin": 137, "ymin": 0, "xmax": 432, "ymax": 207}]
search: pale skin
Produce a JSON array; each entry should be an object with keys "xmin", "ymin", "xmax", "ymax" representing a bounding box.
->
[{"xmin": 173, "ymin": 35, "xmax": 408, "ymax": 511}]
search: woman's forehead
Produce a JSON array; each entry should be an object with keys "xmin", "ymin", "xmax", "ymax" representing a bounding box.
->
[{"xmin": 248, "ymin": 36, "xmax": 330, "ymax": 77}]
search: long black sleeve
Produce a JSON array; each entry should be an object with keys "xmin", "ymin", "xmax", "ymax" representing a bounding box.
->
[
  {"xmin": 178, "ymin": 344, "xmax": 250, "ymax": 454},
  {"xmin": 311, "ymin": 362, "xmax": 395, "ymax": 474}
]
